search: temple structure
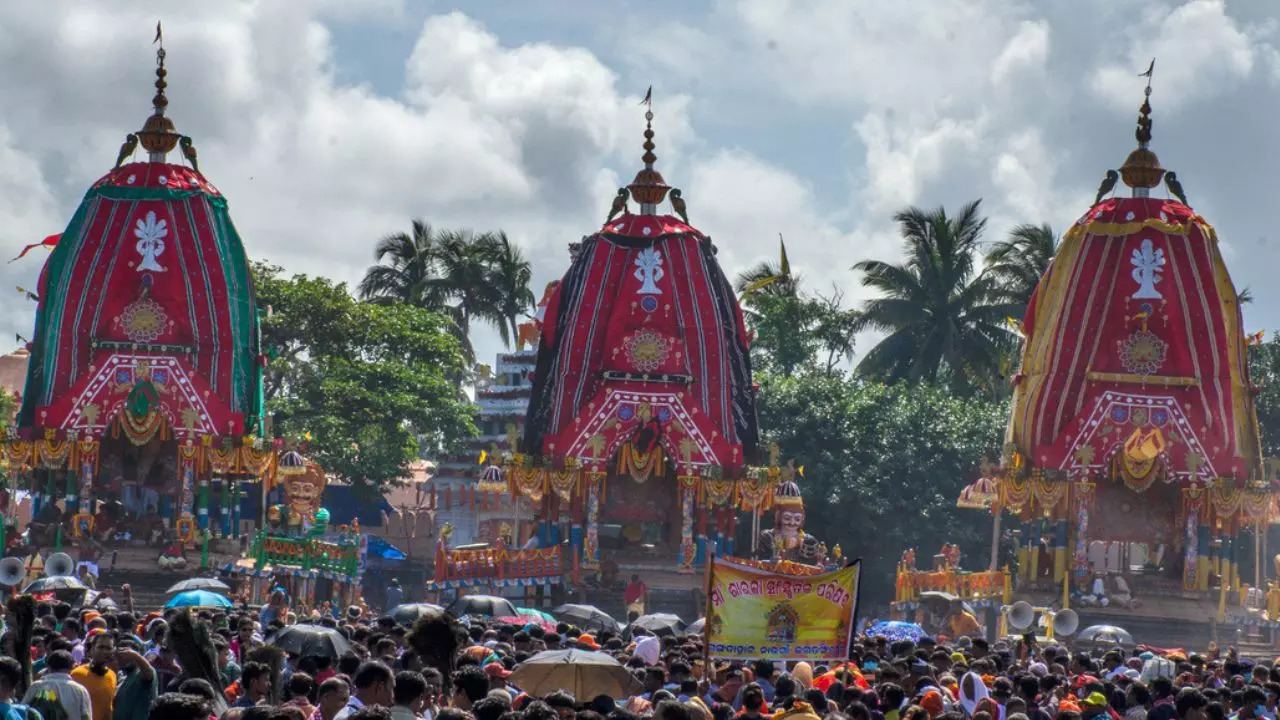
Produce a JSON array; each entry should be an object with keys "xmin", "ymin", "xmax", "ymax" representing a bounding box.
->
[
  {"xmin": 516, "ymin": 98, "xmax": 775, "ymax": 577},
  {"xmin": 6, "ymin": 37, "xmax": 271, "ymax": 560},
  {"xmin": 992, "ymin": 74, "xmax": 1273, "ymax": 643},
  {"xmin": 432, "ymin": 349, "xmax": 537, "ymax": 548}
]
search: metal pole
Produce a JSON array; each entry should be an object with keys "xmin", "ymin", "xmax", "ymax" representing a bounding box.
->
[
  {"xmin": 1257, "ymin": 522, "xmax": 1263, "ymax": 591},
  {"xmin": 989, "ymin": 504, "xmax": 1002, "ymax": 571}
]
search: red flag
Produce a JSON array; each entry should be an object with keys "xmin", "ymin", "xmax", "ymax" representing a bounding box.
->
[{"xmin": 9, "ymin": 234, "xmax": 59, "ymax": 263}]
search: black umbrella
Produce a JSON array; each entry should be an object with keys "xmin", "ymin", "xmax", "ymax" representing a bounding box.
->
[
  {"xmin": 391, "ymin": 603, "xmax": 446, "ymax": 625},
  {"xmin": 508, "ymin": 649, "xmax": 642, "ymax": 699},
  {"xmin": 631, "ymin": 613, "xmax": 686, "ymax": 637},
  {"xmin": 552, "ymin": 603, "xmax": 621, "ymax": 634},
  {"xmin": 447, "ymin": 594, "xmax": 517, "ymax": 618},
  {"xmin": 266, "ymin": 624, "xmax": 351, "ymax": 660}
]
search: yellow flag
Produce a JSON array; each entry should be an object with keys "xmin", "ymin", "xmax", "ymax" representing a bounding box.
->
[
  {"xmin": 478, "ymin": 449, "xmax": 488, "ymax": 465},
  {"xmin": 797, "ymin": 465, "xmax": 805, "ymax": 477}
]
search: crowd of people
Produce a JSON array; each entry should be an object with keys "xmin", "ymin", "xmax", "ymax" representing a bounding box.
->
[{"xmin": 0, "ymin": 586, "xmax": 1268, "ymax": 720}]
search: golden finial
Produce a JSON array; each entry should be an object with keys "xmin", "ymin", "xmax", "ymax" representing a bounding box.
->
[
  {"xmin": 132, "ymin": 21, "xmax": 196, "ymax": 166},
  {"xmin": 627, "ymin": 86, "xmax": 671, "ymax": 213},
  {"xmin": 1119, "ymin": 58, "xmax": 1165, "ymax": 195}
]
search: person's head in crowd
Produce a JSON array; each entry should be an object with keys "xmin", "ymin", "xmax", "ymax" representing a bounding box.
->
[
  {"xmin": 655, "ymin": 700, "xmax": 693, "ymax": 720},
  {"xmin": 742, "ymin": 684, "xmax": 766, "ymax": 715},
  {"xmin": 394, "ymin": 670, "xmax": 429, "ymax": 712},
  {"xmin": 287, "ymin": 672, "xmax": 315, "ymax": 703},
  {"xmin": 86, "ymin": 629, "xmax": 115, "ymax": 673},
  {"xmin": 546, "ymin": 691, "xmax": 578, "ymax": 720},
  {"xmin": 148, "ymin": 692, "xmax": 210, "ymax": 720},
  {"xmin": 242, "ymin": 661, "xmax": 273, "ymax": 700},
  {"xmin": 474, "ymin": 694, "xmax": 510, "ymax": 720},
  {"xmin": 338, "ymin": 651, "xmax": 362, "ymax": 677},
  {"xmin": 178, "ymin": 678, "xmax": 219, "ymax": 704},
  {"xmin": 453, "ymin": 665, "xmax": 491, "ymax": 710},
  {"xmin": 316, "ymin": 677, "xmax": 351, "ymax": 719},
  {"xmin": 46, "ymin": 649, "xmax": 74, "ymax": 674},
  {"xmin": 352, "ymin": 661, "xmax": 396, "ymax": 708}
]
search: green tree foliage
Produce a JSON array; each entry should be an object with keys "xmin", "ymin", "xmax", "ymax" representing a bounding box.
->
[
  {"xmin": 985, "ymin": 222, "xmax": 1058, "ymax": 309},
  {"xmin": 1250, "ymin": 333, "xmax": 1280, "ymax": 457},
  {"xmin": 756, "ymin": 370, "xmax": 1006, "ymax": 602},
  {"xmin": 357, "ymin": 220, "xmax": 536, "ymax": 359},
  {"xmin": 741, "ymin": 291, "xmax": 859, "ymax": 375},
  {"xmin": 852, "ymin": 200, "xmax": 1021, "ymax": 396},
  {"xmin": 253, "ymin": 263, "xmax": 476, "ymax": 495},
  {"xmin": 734, "ymin": 264, "xmax": 859, "ymax": 375}
]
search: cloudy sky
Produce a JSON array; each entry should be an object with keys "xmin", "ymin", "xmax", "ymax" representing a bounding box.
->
[{"xmin": 2, "ymin": 0, "xmax": 1278, "ymax": 366}]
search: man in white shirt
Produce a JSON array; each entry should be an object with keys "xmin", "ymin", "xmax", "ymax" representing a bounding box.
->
[
  {"xmin": 390, "ymin": 670, "xmax": 429, "ymax": 720},
  {"xmin": 335, "ymin": 661, "xmax": 396, "ymax": 720},
  {"xmin": 23, "ymin": 649, "xmax": 92, "ymax": 720}
]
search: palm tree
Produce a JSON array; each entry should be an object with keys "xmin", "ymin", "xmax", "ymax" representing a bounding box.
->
[
  {"xmin": 428, "ymin": 230, "xmax": 505, "ymax": 348},
  {"xmin": 486, "ymin": 232, "xmax": 536, "ymax": 348},
  {"xmin": 734, "ymin": 261, "xmax": 799, "ymax": 300},
  {"xmin": 985, "ymin": 223, "xmax": 1058, "ymax": 308},
  {"xmin": 358, "ymin": 219, "xmax": 444, "ymax": 307},
  {"xmin": 852, "ymin": 200, "xmax": 1021, "ymax": 394}
]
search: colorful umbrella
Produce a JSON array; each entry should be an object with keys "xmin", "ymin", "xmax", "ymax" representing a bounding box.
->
[
  {"xmin": 866, "ymin": 620, "xmax": 929, "ymax": 643},
  {"xmin": 165, "ymin": 590, "xmax": 232, "ymax": 608},
  {"xmin": 496, "ymin": 615, "xmax": 556, "ymax": 632},
  {"xmin": 517, "ymin": 607, "xmax": 556, "ymax": 623}
]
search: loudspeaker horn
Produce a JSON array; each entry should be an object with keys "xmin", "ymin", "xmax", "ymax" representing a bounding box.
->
[
  {"xmin": 0, "ymin": 558, "xmax": 25, "ymax": 587},
  {"xmin": 45, "ymin": 552, "xmax": 74, "ymax": 578},
  {"xmin": 1051, "ymin": 608, "xmax": 1079, "ymax": 636},
  {"xmin": 1006, "ymin": 600, "xmax": 1035, "ymax": 631}
]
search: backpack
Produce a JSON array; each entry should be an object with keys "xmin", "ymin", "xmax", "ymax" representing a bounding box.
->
[{"xmin": 22, "ymin": 687, "xmax": 65, "ymax": 720}]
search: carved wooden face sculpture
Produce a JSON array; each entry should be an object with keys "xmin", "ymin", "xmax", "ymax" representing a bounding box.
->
[
  {"xmin": 285, "ymin": 463, "xmax": 327, "ymax": 520},
  {"xmin": 777, "ymin": 508, "xmax": 805, "ymax": 549}
]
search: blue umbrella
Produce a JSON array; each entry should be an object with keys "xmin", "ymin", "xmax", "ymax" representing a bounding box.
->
[
  {"xmin": 866, "ymin": 620, "xmax": 929, "ymax": 643},
  {"xmin": 166, "ymin": 590, "xmax": 232, "ymax": 608}
]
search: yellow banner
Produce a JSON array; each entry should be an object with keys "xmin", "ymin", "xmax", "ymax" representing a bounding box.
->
[{"xmin": 706, "ymin": 556, "xmax": 860, "ymax": 661}]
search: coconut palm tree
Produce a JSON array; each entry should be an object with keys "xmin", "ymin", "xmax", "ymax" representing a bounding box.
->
[
  {"xmin": 985, "ymin": 223, "xmax": 1058, "ymax": 309},
  {"xmin": 486, "ymin": 232, "xmax": 536, "ymax": 349},
  {"xmin": 428, "ymin": 230, "xmax": 506, "ymax": 349},
  {"xmin": 358, "ymin": 219, "xmax": 446, "ymax": 308},
  {"xmin": 359, "ymin": 220, "xmax": 512, "ymax": 363},
  {"xmin": 734, "ymin": 261, "xmax": 799, "ymax": 300},
  {"xmin": 852, "ymin": 200, "xmax": 1021, "ymax": 394}
]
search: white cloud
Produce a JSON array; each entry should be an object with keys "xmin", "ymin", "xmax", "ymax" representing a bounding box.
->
[
  {"xmin": 6, "ymin": 0, "xmax": 1280, "ymax": 370},
  {"xmin": 991, "ymin": 20, "xmax": 1051, "ymax": 86},
  {"xmin": 1091, "ymin": 0, "xmax": 1260, "ymax": 110}
]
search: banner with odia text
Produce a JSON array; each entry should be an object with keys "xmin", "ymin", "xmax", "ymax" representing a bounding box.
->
[{"xmin": 706, "ymin": 556, "xmax": 860, "ymax": 661}]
